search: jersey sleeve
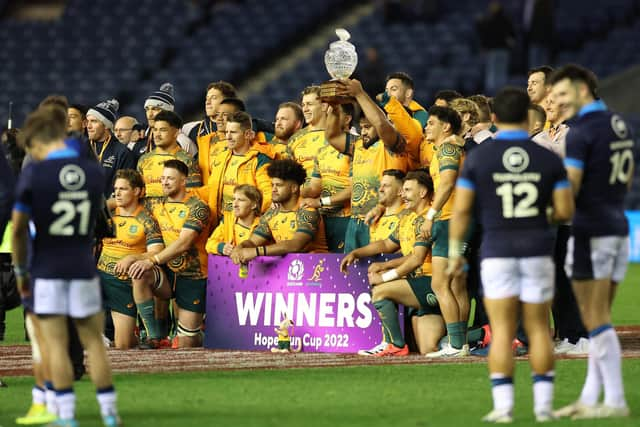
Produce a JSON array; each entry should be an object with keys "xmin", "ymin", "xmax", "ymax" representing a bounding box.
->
[
  {"xmin": 186, "ymin": 157, "xmax": 203, "ymax": 188},
  {"xmin": 311, "ymin": 154, "xmax": 321, "ymax": 179},
  {"xmin": 13, "ymin": 163, "xmax": 34, "ymax": 215},
  {"xmin": 183, "ymin": 199, "xmax": 210, "ymax": 233},
  {"xmin": 253, "ymin": 210, "xmax": 274, "ymax": 240},
  {"xmin": 412, "ymin": 215, "xmax": 430, "ymax": 247},
  {"xmin": 457, "ymin": 150, "xmax": 477, "ymax": 191},
  {"xmin": 437, "ymin": 142, "xmax": 463, "ymax": 172},
  {"xmin": 296, "ymin": 207, "xmax": 320, "ymax": 237},
  {"xmin": 564, "ymin": 127, "xmax": 587, "ymax": 170},
  {"xmin": 552, "ymin": 155, "xmax": 570, "ymax": 190},
  {"xmin": 140, "ymin": 210, "xmax": 164, "ymax": 247},
  {"xmin": 388, "ymin": 220, "xmax": 400, "ymax": 244},
  {"xmin": 383, "ymin": 97, "xmax": 422, "ymax": 164},
  {"xmin": 205, "ymin": 219, "xmax": 226, "ymax": 255},
  {"xmin": 255, "ymin": 156, "xmax": 273, "ymax": 213}
]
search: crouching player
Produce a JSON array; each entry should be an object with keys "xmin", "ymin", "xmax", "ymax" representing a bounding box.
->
[
  {"xmin": 447, "ymin": 87, "xmax": 574, "ymax": 422},
  {"xmin": 97, "ymin": 169, "xmax": 172, "ymax": 349},
  {"xmin": 129, "ymin": 160, "xmax": 210, "ymax": 348},
  {"xmin": 205, "ymin": 184, "xmax": 262, "ymax": 256},
  {"xmin": 341, "ymin": 170, "xmax": 444, "ymax": 356}
]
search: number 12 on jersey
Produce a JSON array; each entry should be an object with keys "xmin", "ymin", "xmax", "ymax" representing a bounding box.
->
[{"xmin": 496, "ymin": 182, "xmax": 539, "ymax": 219}]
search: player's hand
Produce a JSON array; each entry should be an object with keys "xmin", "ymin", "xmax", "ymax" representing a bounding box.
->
[
  {"xmin": 222, "ymin": 243, "xmax": 234, "ymax": 256},
  {"xmin": 421, "ymin": 218, "xmax": 433, "ymax": 240},
  {"xmin": 364, "ymin": 205, "xmax": 384, "ymax": 226},
  {"xmin": 340, "ymin": 252, "xmax": 358, "ymax": 274},
  {"xmin": 128, "ymin": 259, "xmax": 154, "ymax": 280},
  {"xmin": 231, "ymin": 248, "xmax": 257, "ymax": 264},
  {"xmin": 446, "ymin": 256, "xmax": 467, "ymax": 280},
  {"xmin": 368, "ymin": 271, "xmax": 384, "ymax": 286},
  {"xmin": 16, "ymin": 274, "xmax": 31, "ymax": 298},
  {"xmin": 300, "ymin": 198, "xmax": 321, "ymax": 209},
  {"xmin": 337, "ymin": 79, "xmax": 364, "ymax": 97},
  {"xmin": 368, "ymin": 262, "xmax": 385, "ymax": 274},
  {"xmin": 115, "ymin": 255, "xmax": 137, "ymax": 275},
  {"xmin": 230, "ymin": 247, "xmax": 243, "ymax": 265}
]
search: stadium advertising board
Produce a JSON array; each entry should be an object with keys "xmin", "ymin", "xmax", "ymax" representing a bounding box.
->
[
  {"xmin": 626, "ymin": 211, "xmax": 640, "ymax": 262},
  {"xmin": 205, "ymin": 254, "xmax": 400, "ymax": 352}
]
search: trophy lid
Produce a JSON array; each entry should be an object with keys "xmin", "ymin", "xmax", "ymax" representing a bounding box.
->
[{"xmin": 329, "ymin": 28, "xmax": 356, "ymax": 52}]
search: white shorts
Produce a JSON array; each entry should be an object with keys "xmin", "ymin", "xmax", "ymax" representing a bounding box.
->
[
  {"xmin": 33, "ymin": 277, "xmax": 103, "ymax": 318},
  {"xmin": 481, "ymin": 256, "xmax": 555, "ymax": 303},
  {"xmin": 565, "ymin": 235, "xmax": 629, "ymax": 283}
]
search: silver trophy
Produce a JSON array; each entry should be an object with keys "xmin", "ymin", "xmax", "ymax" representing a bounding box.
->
[{"xmin": 320, "ymin": 28, "xmax": 358, "ymax": 102}]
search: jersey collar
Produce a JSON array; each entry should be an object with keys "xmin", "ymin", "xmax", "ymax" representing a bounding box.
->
[
  {"xmin": 578, "ymin": 99, "xmax": 607, "ymax": 117},
  {"xmin": 45, "ymin": 147, "xmax": 79, "ymax": 160},
  {"xmin": 494, "ymin": 130, "xmax": 529, "ymax": 140}
]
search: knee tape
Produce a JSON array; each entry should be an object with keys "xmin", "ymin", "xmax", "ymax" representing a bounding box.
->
[{"xmin": 177, "ymin": 321, "xmax": 202, "ymax": 337}]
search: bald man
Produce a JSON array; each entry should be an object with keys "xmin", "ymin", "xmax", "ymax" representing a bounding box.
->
[{"xmin": 114, "ymin": 116, "xmax": 140, "ymax": 147}]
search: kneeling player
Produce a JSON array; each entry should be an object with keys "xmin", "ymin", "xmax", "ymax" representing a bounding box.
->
[
  {"xmin": 130, "ymin": 160, "xmax": 211, "ymax": 348},
  {"xmin": 341, "ymin": 170, "xmax": 445, "ymax": 356},
  {"xmin": 97, "ymin": 169, "xmax": 172, "ymax": 349}
]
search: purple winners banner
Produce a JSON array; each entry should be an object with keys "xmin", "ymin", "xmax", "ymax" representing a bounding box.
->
[{"xmin": 205, "ymin": 253, "xmax": 401, "ymax": 353}]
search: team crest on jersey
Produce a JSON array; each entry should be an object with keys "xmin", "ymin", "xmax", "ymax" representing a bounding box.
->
[
  {"xmin": 290, "ymin": 220, "xmax": 296, "ymax": 230},
  {"xmin": 129, "ymin": 225, "xmax": 138, "ymax": 234},
  {"xmin": 179, "ymin": 210, "xmax": 186, "ymax": 218},
  {"xmin": 611, "ymin": 115, "xmax": 629, "ymax": 139},
  {"xmin": 502, "ymin": 147, "xmax": 529, "ymax": 173},
  {"xmin": 59, "ymin": 165, "xmax": 86, "ymax": 191}
]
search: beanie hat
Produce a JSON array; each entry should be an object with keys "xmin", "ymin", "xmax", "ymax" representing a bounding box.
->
[
  {"xmin": 86, "ymin": 98, "xmax": 119, "ymax": 130},
  {"xmin": 144, "ymin": 82, "xmax": 175, "ymax": 112}
]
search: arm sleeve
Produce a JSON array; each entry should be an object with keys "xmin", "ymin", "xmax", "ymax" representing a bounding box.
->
[
  {"xmin": 564, "ymin": 128, "xmax": 587, "ymax": 170},
  {"xmin": 183, "ymin": 200, "xmax": 210, "ymax": 233},
  {"xmin": 383, "ymin": 97, "xmax": 423, "ymax": 163},
  {"xmin": 205, "ymin": 219, "xmax": 226, "ymax": 254},
  {"xmin": 296, "ymin": 207, "xmax": 320, "ymax": 237},
  {"xmin": 457, "ymin": 150, "xmax": 476, "ymax": 190},
  {"xmin": 255, "ymin": 156, "xmax": 273, "ymax": 212},
  {"xmin": 253, "ymin": 211, "xmax": 273, "ymax": 240},
  {"xmin": 13, "ymin": 163, "xmax": 33, "ymax": 215},
  {"xmin": 187, "ymin": 157, "xmax": 204, "ymax": 187},
  {"xmin": 142, "ymin": 210, "xmax": 164, "ymax": 246},
  {"xmin": 437, "ymin": 142, "xmax": 463, "ymax": 172}
]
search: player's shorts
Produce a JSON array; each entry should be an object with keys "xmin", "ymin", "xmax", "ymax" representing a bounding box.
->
[
  {"xmin": 165, "ymin": 268, "xmax": 206, "ymax": 314},
  {"xmin": 480, "ymin": 256, "xmax": 554, "ymax": 303},
  {"xmin": 324, "ymin": 216, "xmax": 349, "ymax": 253},
  {"xmin": 98, "ymin": 271, "xmax": 136, "ymax": 318},
  {"xmin": 345, "ymin": 217, "xmax": 370, "ymax": 253},
  {"xmin": 278, "ymin": 340, "xmax": 291, "ymax": 350},
  {"xmin": 406, "ymin": 276, "xmax": 441, "ymax": 315},
  {"xmin": 565, "ymin": 234, "xmax": 629, "ymax": 283},
  {"xmin": 431, "ymin": 219, "xmax": 449, "ymax": 258},
  {"xmin": 33, "ymin": 277, "xmax": 102, "ymax": 318}
]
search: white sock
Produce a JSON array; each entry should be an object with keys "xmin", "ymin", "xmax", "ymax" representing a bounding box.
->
[
  {"xmin": 532, "ymin": 371, "xmax": 554, "ymax": 415},
  {"xmin": 490, "ymin": 374, "xmax": 514, "ymax": 412},
  {"xmin": 45, "ymin": 381, "xmax": 57, "ymax": 415},
  {"xmin": 592, "ymin": 326, "xmax": 627, "ymax": 408},
  {"xmin": 97, "ymin": 386, "xmax": 118, "ymax": 417},
  {"xmin": 32, "ymin": 385, "xmax": 46, "ymax": 405},
  {"xmin": 579, "ymin": 338, "xmax": 602, "ymax": 406},
  {"xmin": 55, "ymin": 389, "xmax": 76, "ymax": 421}
]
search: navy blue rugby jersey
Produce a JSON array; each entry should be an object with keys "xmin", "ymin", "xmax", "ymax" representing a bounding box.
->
[
  {"xmin": 14, "ymin": 148, "xmax": 105, "ymax": 279},
  {"xmin": 564, "ymin": 100, "xmax": 634, "ymax": 236},
  {"xmin": 458, "ymin": 130, "xmax": 569, "ymax": 258}
]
